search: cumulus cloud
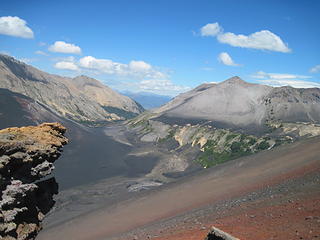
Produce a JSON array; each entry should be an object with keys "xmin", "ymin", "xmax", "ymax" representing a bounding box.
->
[
  {"xmin": 52, "ymin": 55, "xmax": 189, "ymax": 96},
  {"xmin": 35, "ymin": 50, "xmax": 49, "ymax": 56},
  {"xmin": 218, "ymin": 52, "xmax": 240, "ymax": 66},
  {"xmin": 117, "ymin": 79, "xmax": 191, "ymax": 96},
  {"xmin": 19, "ymin": 58, "xmax": 36, "ymax": 64},
  {"xmin": 48, "ymin": 41, "xmax": 82, "ymax": 54},
  {"xmin": 139, "ymin": 79, "xmax": 190, "ymax": 92},
  {"xmin": 53, "ymin": 56, "xmax": 78, "ymax": 71},
  {"xmin": 217, "ymin": 30, "xmax": 291, "ymax": 53},
  {"xmin": 0, "ymin": 16, "xmax": 34, "ymax": 38},
  {"xmin": 129, "ymin": 60, "xmax": 152, "ymax": 71},
  {"xmin": 200, "ymin": 22, "xmax": 290, "ymax": 53},
  {"xmin": 78, "ymin": 56, "xmax": 167, "ymax": 79},
  {"xmin": 252, "ymin": 71, "xmax": 319, "ymax": 88},
  {"xmin": 310, "ymin": 64, "xmax": 320, "ymax": 73},
  {"xmin": 200, "ymin": 22, "xmax": 222, "ymax": 36},
  {"xmin": 54, "ymin": 61, "xmax": 79, "ymax": 71}
]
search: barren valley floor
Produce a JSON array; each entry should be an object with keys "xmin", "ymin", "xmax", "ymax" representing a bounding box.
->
[{"xmin": 38, "ymin": 136, "xmax": 320, "ymax": 240}]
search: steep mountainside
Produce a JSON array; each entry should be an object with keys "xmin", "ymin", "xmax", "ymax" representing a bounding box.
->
[
  {"xmin": 154, "ymin": 76, "xmax": 320, "ymax": 131},
  {"xmin": 0, "ymin": 88, "xmax": 158, "ymax": 189},
  {"xmin": 126, "ymin": 77, "xmax": 320, "ymax": 174},
  {"xmin": 0, "ymin": 54, "xmax": 143, "ymax": 123}
]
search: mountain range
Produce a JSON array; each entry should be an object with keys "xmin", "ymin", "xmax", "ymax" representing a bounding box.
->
[
  {"xmin": 0, "ymin": 54, "xmax": 144, "ymax": 123},
  {"xmin": 153, "ymin": 76, "xmax": 320, "ymax": 132},
  {"xmin": 1, "ymin": 55, "xmax": 320, "ymax": 240}
]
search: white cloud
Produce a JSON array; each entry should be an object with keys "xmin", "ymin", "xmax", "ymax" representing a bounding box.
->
[
  {"xmin": 217, "ymin": 30, "xmax": 291, "ymax": 53},
  {"xmin": 19, "ymin": 58, "xmax": 36, "ymax": 64},
  {"xmin": 200, "ymin": 22, "xmax": 222, "ymax": 36},
  {"xmin": 259, "ymin": 79, "xmax": 320, "ymax": 88},
  {"xmin": 129, "ymin": 60, "xmax": 152, "ymax": 72},
  {"xmin": 78, "ymin": 56, "xmax": 167, "ymax": 79},
  {"xmin": 218, "ymin": 52, "xmax": 240, "ymax": 66},
  {"xmin": 253, "ymin": 71, "xmax": 311, "ymax": 80},
  {"xmin": 54, "ymin": 61, "xmax": 79, "ymax": 71},
  {"xmin": 35, "ymin": 50, "xmax": 49, "ymax": 56},
  {"xmin": 48, "ymin": 41, "xmax": 82, "ymax": 54},
  {"xmin": 0, "ymin": 16, "xmax": 34, "ymax": 38},
  {"xmin": 200, "ymin": 22, "xmax": 290, "ymax": 53},
  {"xmin": 79, "ymin": 56, "xmax": 124, "ymax": 74},
  {"xmin": 310, "ymin": 64, "xmax": 320, "ymax": 73},
  {"xmin": 252, "ymin": 71, "xmax": 319, "ymax": 88},
  {"xmin": 126, "ymin": 79, "xmax": 191, "ymax": 96},
  {"xmin": 53, "ymin": 56, "xmax": 76, "ymax": 62},
  {"xmin": 52, "ymin": 55, "xmax": 187, "ymax": 95}
]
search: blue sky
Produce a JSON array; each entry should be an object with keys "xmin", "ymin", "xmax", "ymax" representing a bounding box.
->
[{"xmin": 0, "ymin": 0, "xmax": 319, "ymax": 96}]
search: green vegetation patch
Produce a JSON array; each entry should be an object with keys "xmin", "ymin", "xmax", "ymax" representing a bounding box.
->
[
  {"xmin": 158, "ymin": 128, "xmax": 176, "ymax": 143},
  {"xmin": 197, "ymin": 138, "xmax": 252, "ymax": 168},
  {"xmin": 226, "ymin": 133, "xmax": 239, "ymax": 142},
  {"xmin": 257, "ymin": 140, "xmax": 270, "ymax": 150}
]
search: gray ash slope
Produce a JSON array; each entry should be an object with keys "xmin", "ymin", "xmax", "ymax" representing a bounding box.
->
[
  {"xmin": 0, "ymin": 88, "xmax": 155, "ymax": 190},
  {"xmin": 0, "ymin": 54, "xmax": 144, "ymax": 123},
  {"xmin": 154, "ymin": 76, "xmax": 320, "ymax": 132}
]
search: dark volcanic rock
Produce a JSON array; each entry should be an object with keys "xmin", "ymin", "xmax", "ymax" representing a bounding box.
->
[
  {"xmin": 205, "ymin": 227, "xmax": 239, "ymax": 240},
  {"xmin": 0, "ymin": 123, "xmax": 68, "ymax": 240}
]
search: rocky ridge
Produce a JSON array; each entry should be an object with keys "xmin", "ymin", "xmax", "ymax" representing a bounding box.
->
[
  {"xmin": 128, "ymin": 114, "xmax": 320, "ymax": 174},
  {"xmin": 126, "ymin": 79, "xmax": 320, "ymax": 174},
  {"xmin": 154, "ymin": 76, "xmax": 320, "ymax": 131},
  {"xmin": 0, "ymin": 123, "xmax": 68, "ymax": 240},
  {"xmin": 0, "ymin": 54, "xmax": 143, "ymax": 123}
]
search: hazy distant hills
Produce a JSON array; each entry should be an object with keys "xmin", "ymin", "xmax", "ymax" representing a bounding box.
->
[
  {"xmin": 0, "ymin": 54, "xmax": 144, "ymax": 123},
  {"xmin": 122, "ymin": 91, "xmax": 172, "ymax": 109},
  {"xmin": 154, "ymin": 76, "xmax": 320, "ymax": 131}
]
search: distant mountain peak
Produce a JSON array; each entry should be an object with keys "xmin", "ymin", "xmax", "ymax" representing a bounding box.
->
[
  {"xmin": 220, "ymin": 76, "xmax": 246, "ymax": 85},
  {"xmin": 154, "ymin": 76, "xmax": 320, "ymax": 131}
]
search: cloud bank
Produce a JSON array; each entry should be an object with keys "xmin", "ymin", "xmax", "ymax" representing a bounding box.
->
[
  {"xmin": 53, "ymin": 55, "xmax": 189, "ymax": 96},
  {"xmin": 253, "ymin": 71, "xmax": 320, "ymax": 88},
  {"xmin": 77, "ymin": 56, "xmax": 167, "ymax": 79}
]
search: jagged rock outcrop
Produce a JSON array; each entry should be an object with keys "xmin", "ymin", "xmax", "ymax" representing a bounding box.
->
[
  {"xmin": 0, "ymin": 123, "xmax": 68, "ymax": 240},
  {"xmin": 0, "ymin": 54, "xmax": 144, "ymax": 123}
]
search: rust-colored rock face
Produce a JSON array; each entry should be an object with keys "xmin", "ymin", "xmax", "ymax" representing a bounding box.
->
[
  {"xmin": 0, "ymin": 123, "xmax": 68, "ymax": 240},
  {"xmin": 0, "ymin": 122, "xmax": 67, "ymax": 149}
]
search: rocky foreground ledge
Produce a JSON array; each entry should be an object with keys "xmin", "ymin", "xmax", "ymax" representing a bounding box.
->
[{"xmin": 0, "ymin": 123, "xmax": 68, "ymax": 240}]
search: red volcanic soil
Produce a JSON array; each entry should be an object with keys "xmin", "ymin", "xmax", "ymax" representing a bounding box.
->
[
  {"xmin": 150, "ymin": 183, "xmax": 320, "ymax": 240},
  {"xmin": 38, "ymin": 137, "xmax": 320, "ymax": 240}
]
